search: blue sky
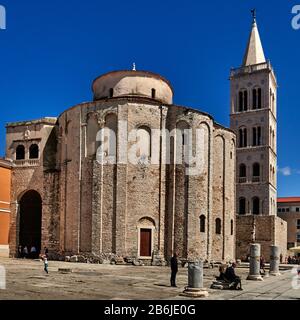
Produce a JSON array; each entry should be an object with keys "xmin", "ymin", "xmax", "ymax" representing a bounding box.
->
[{"xmin": 0, "ymin": 0, "xmax": 299, "ymax": 196}]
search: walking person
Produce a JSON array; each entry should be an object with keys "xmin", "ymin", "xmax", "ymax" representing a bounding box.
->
[
  {"xmin": 43, "ymin": 255, "xmax": 49, "ymax": 274},
  {"xmin": 170, "ymin": 252, "xmax": 178, "ymax": 287},
  {"xmin": 43, "ymin": 247, "xmax": 49, "ymax": 258}
]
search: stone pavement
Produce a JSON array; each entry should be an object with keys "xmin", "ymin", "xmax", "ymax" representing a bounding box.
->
[{"xmin": 0, "ymin": 258, "xmax": 299, "ymax": 300}]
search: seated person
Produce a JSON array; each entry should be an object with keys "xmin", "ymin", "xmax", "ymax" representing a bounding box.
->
[
  {"xmin": 260, "ymin": 256, "xmax": 266, "ymax": 275},
  {"xmin": 216, "ymin": 265, "xmax": 228, "ymax": 282},
  {"xmin": 225, "ymin": 262, "xmax": 243, "ymax": 290}
]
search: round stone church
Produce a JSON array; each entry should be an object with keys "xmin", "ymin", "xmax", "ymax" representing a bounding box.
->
[{"xmin": 6, "ymin": 69, "xmax": 236, "ymax": 264}]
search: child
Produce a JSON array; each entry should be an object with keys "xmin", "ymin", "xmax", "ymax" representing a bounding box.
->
[{"xmin": 43, "ymin": 255, "xmax": 49, "ymax": 274}]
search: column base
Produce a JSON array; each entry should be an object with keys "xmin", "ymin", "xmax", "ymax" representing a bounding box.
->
[
  {"xmin": 269, "ymin": 272, "xmax": 281, "ymax": 276},
  {"xmin": 180, "ymin": 287, "xmax": 209, "ymax": 298},
  {"xmin": 247, "ymin": 274, "xmax": 264, "ymax": 281},
  {"xmin": 0, "ymin": 245, "xmax": 9, "ymax": 258}
]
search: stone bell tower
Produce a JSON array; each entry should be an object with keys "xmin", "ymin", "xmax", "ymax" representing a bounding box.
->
[{"xmin": 230, "ymin": 11, "xmax": 287, "ymax": 260}]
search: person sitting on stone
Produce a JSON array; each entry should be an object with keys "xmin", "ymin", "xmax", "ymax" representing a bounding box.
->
[
  {"xmin": 260, "ymin": 256, "xmax": 266, "ymax": 275},
  {"xmin": 225, "ymin": 262, "xmax": 243, "ymax": 290},
  {"xmin": 216, "ymin": 265, "xmax": 228, "ymax": 282}
]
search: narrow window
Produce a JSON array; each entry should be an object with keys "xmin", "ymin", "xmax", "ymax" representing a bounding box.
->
[
  {"xmin": 239, "ymin": 91, "xmax": 243, "ymax": 112},
  {"xmin": 200, "ymin": 215, "xmax": 206, "ymax": 233},
  {"xmin": 244, "ymin": 91, "xmax": 248, "ymax": 111},
  {"xmin": 253, "ymin": 89, "xmax": 257, "ymax": 110},
  {"xmin": 231, "ymin": 220, "xmax": 234, "ymax": 236},
  {"xmin": 239, "ymin": 164, "xmax": 246, "ymax": 178},
  {"xmin": 253, "ymin": 127, "xmax": 257, "ymax": 146},
  {"xmin": 243, "ymin": 128, "xmax": 247, "ymax": 147},
  {"xmin": 253, "ymin": 163, "xmax": 260, "ymax": 177},
  {"xmin": 270, "ymin": 127, "xmax": 273, "ymax": 146},
  {"xmin": 109, "ymin": 88, "xmax": 114, "ymax": 98},
  {"xmin": 239, "ymin": 129, "xmax": 243, "ymax": 148},
  {"xmin": 136, "ymin": 126, "xmax": 151, "ymax": 160},
  {"xmin": 16, "ymin": 145, "xmax": 25, "ymax": 160},
  {"xmin": 258, "ymin": 127, "xmax": 262, "ymax": 146},
  {"xmin": 258, "ymin": 88, "xmax": 262, "ymax": 109},
  {"xmin": 151, "ymin": 88, "xmax": 156, "ymax": 99},
  {"xmin": 239, "ymin": 198, "xmax": 246, "ymax": 215},
  {"xmin": 252, "ymin": 197, "xmax": 260, "ymax": 215},
  {"xmin": 216, "ymin": 218, "xmax": 222, "ymax": 235}
]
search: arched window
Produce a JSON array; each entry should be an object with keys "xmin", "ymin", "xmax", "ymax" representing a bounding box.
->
[
  {"xmin": 238, "ymin": 90, "xmax": 248, "ymax": 112},
  {"xmin": 215, "ymin": 218, "xmax": 222, "ymax": 235},
  {"xmin": 109, "ymin": 88, "xmax": 114, "ymax": 98},
  {"xmin": 270, "ymin": 165, "xmax": 273, "ymax": 180},
  {"xmin": 270, "ymin": 89, "xmax": 275, "ymax": 113},
  {"xmin": 104, "ymin": 113, "xmax": 117, "ymax": 159},
  {"xmin": 200, "ymin": 215, "xmax": 206, "ymax": 233},
  {"xmin": 239, "ymin": 164, "xmax": 246, "ymax": 178},
  {"xmin": 136, "ymin": 126, "xmax": 151, "ymax": 160},
  {"xmin": 253, "ymin": 87, "xmax": 262, "ymax": 110},
  {"xmin": 253, "ymin": 163, "xmax": 260, "ymax": 177},
  {"xmin": 239, "ymin": 198, "xmax": 246, "ymax": 215},
  {"xmin": 29, "ymin": 144, "xmax": 39, "ymax": 159},
  {"xmin": 16, "ymin": 145, "xmax": 25, "ymax": 160},
  {"xmin": 176, "ymin": 120, "xmax": 190, "ymax": 163},
  {"xmin": 231, "ymin": 219, "xmax": 234, "ymax": 236},
  {"xmin": 239, "ymin": 164, "xmax": 246, "ymax": 183},
  {"xmin": 253, "ymin": 127, "xmax": 262, "ymax": 146},
  {"xmin": 239, "ymin": 128, "xmax": 247, "ymax": 148},
  {"xmin": 151, "ymin": 88, "xmax": 156, "ymax": 99},
  {"xmin": 239, "ymin": 91, "xmax": 243, "ymax": 112},
  {"xmin": 270, "ymin": 126, "xmax": 273, "ymax": 147},
  {"xmin": 87, "ymin": 113, "xmax": 99, "ymax": 156},
  {"xmin": 252, "ymin": 197, "xmax": 260, "ymax": 215},
  {"xmin": 239, "ymin": 129, "xmax": 243, "ymax": 148}
]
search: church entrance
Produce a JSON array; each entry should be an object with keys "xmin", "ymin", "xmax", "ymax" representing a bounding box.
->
[
  {"xmin": 139, "ymin": 229, "xmax": 152, "ymax": 257},
  {"xmin": 19, "ymin": 190, "xmax": 42, "ymax": 258}
]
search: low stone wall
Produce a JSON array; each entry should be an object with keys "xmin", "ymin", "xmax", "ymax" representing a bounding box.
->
[
  {"xmin": 236, "ymin": 215, "xmax": 287, "ymax": 262},
  {"xmin": 0, "ymin": 245, "xmax": 9, "ymax": 258}
]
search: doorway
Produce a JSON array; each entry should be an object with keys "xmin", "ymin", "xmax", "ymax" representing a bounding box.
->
[
  {"xmin": 139, "ymin": 229, "xmax": 152, "ymax": 257},
  {"xmin": 19, "ymin": 190, "xmax": 42, "ymax": 258}
]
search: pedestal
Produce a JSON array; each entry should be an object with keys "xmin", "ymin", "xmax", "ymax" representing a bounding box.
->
[{"xmin": 247, "ymin": 244, "xmax": 264, "ymax": 281}]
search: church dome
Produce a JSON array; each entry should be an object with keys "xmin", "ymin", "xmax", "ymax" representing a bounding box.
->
[{"xmin": 92, "ymin": 70, "xmax": 173, "ymax": 104}]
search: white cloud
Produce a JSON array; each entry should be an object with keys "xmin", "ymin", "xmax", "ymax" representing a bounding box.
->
[{"xmin": 278, "ymin": 167, "xmax": 292, "ymax": 176}]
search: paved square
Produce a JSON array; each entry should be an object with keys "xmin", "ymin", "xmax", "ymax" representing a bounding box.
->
[{"xmin": 0, "ymin": 258, "xmax": 299, "ymax": 300}]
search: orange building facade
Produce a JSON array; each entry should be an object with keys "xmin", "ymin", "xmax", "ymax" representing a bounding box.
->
[{"xmin": 0, "ymin": 158, "xmax": 12, "ymax": 257}]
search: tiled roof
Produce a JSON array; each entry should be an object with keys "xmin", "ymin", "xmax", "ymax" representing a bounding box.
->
[{"xmin": 277, "ymin": 197, "xmax": 300, "ymax": 203}]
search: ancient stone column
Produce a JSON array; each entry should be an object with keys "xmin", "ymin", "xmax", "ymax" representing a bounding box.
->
[
  {"xmin": 181, "ymin": 260, "xmax": 209, "ymax": 298},
  {"xmin": 269, "ymin": 245, "xmax": 281, "ymax": 276},
  {"xmin": 247, "ymin": 244, "xmax": 264, "ymax": 281}
]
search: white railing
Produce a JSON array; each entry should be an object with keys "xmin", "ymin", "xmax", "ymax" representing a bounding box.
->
[
  {"xmin": 239, "ymin": 177, "xmax": 247, "ymax": 184},
  {"xmin": 252, "ymin": 176, "xmax": 260, "ymax": 183},
  {"xmin": 14, "ymin": 159, "xmax": 40, "ymax": 167},
  {"xmin": 230, "ymin": 61, "xmax": 272, "ymax": 77}
]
